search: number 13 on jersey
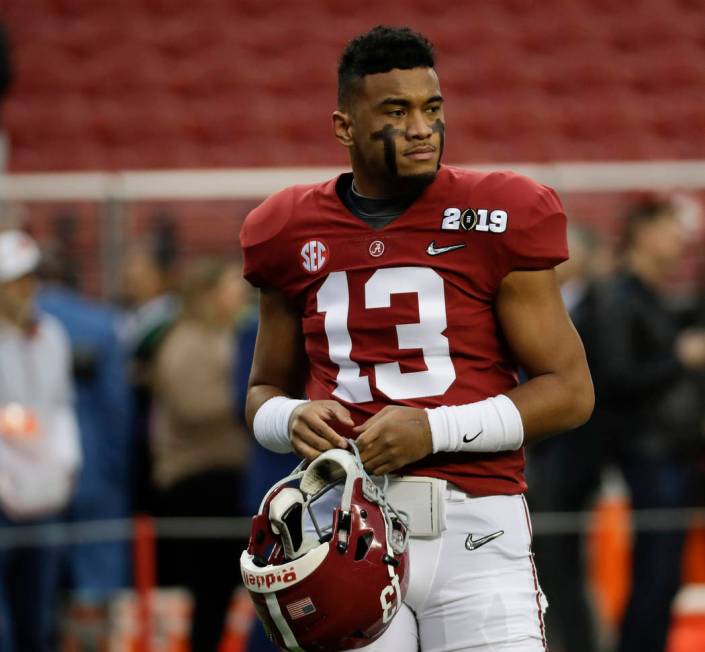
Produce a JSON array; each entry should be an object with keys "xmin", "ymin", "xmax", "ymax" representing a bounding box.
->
[{"xmin": 317, "ymin": 266, "xmax": 456, "ymax": 403}]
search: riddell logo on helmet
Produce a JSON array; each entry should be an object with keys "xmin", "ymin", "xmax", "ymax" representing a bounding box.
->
[{"xmin": 243, "ymin": 566, "xmax": 298, "ymax": 590}]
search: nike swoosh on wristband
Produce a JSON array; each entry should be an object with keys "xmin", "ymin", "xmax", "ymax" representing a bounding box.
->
[
  {"xmin": 465, "ymin": 530, "xmax": 504, "ymax": 551},
  {"xmin": 426, "ymin": 241, "xmax": 466, "ymax": 256},
  {"xmin": 462, "ymin": 428, "xmax": 483, "ymax": 443}
]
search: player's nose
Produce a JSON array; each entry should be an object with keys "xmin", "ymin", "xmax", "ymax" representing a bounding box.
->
[{"xmin": 406, "ymin": 109, "xmax": 433, "ymax": 139}]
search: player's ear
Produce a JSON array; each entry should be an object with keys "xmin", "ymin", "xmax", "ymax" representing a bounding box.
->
[{"xmin": 332, "ymin": 110, "xmax": 354, "ymax": 148}]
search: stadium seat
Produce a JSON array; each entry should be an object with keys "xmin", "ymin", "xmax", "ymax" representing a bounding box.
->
[
  {"xmin": 3, "ymin": 0, "xmax": 705, "ymax": 170},
  {"xmin": 536, "ymin": 57, "xmax": 632, "ymax": 98}
]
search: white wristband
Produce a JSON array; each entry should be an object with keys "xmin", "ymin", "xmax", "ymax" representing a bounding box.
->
[
  {"xmin": 252, "ymin": 396, "xmax": 309, "ymax": 453},
  {"xmin": 425, "ymin": 394, "xmax": 524, "ymax": 454}
]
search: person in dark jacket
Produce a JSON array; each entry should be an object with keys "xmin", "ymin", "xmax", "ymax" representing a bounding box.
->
[
  {"xmin": 527, "ymin": 225, "xmax": 611, "ymax": 652},
  {"xmin": 592, "ymin": 199, "xmax": 705, "ymax": 652},
  {"xmin": 120, "ymin": 234, "xmax": 179, "ymax": 513}
]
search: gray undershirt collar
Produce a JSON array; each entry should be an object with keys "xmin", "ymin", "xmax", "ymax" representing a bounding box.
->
[{"xmin": 338, "ymin": 175, "xmax": 419, "ymax": 230}]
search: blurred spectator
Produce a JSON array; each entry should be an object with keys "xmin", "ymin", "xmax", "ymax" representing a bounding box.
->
[
  {"xmin": 37, "ymin": 249, "xmax": 132, "ymax": 647},
  {"xmin": 0, "ymin": 230, "xmax": 81, "ymax": 652},
  {"xmin": 527, "ymin": 225, "xmax": 609, "ymax": 652},
  {"xmin": 150, "ymin": 257, "xmax": 250, "ymax": 652},
  {"xmin": 120, "ymin": 222, "xmax": 179, "ymax": 512},
  {"xmin": 591, "ymin": 199, "xmax": 705, "ymax": 652},
  {"xmin": 121, "ymin": 217, "xmax": 179, "ymax": 351}
]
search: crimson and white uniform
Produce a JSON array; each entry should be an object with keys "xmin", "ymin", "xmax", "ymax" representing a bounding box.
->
[
  {"xmin": 241, "ymin": 165, "xmax": 567, "ymax": 495},
  {"xmin": 241, "ymin": 165, "xmax": 568, "ymax": 651}
]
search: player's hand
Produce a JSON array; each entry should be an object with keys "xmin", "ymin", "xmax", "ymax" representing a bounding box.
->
[
  {"xmin": 353, "ymin": 406, "xmax": 433, "ymax": 475},
  {"xmin": 288, "ymin": 400, "xmax": 353, "ymax": 461}
]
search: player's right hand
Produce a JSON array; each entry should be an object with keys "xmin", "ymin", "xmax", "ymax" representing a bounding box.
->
[{"xmin": 288, "ymin": 400, "xmax": 353, "ymax": 461}]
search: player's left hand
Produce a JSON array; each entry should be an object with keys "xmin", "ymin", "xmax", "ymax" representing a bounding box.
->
[{"xmin": 353, "ymin": 406, "xmax": 433, "ymax": 475}]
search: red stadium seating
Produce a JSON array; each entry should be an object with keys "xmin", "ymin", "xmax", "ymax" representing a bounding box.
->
[{"xmin": 2, "ymin": 0, "xmax": 705, "ymax": 170}]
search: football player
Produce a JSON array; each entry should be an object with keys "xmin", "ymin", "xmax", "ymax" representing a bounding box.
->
[{"xmin": 240, "ymin": 25, "xmax": 594, "ymax": 652}]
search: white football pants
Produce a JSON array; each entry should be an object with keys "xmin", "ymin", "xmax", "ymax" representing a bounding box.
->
[{"xmin": 349, "ymin": 490, "xmax": 548, "ymax": 652}]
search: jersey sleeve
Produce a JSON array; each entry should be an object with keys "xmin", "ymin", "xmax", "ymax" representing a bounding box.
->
[
  {"xmin": 239, "ymin": 188, "xmax": 294, "ymax": 289},
  {"xmin": 500, "ymin": 179, "xmax": 569, "ymax": 275}
]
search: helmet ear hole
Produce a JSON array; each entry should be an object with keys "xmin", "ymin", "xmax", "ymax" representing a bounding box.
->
[
  {"xmin": 354, "ymin": 532, "xmax": 374, "ymax": 561},
  {"xmin": 283, "ymin": 501, "xmax": 304, "ymax": 552},
  {"xmin": 269, "ymin": 487, "xmax": 311, "ymax": 560}
]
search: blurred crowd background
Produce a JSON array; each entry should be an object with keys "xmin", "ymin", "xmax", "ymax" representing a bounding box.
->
[{"xmin": 1, "ymin": 1, "xmax": 705, "ymax": 652}]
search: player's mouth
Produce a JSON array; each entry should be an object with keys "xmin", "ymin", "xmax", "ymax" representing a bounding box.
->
[{"xmin": 403, "ymin": 145, "xmax": 436, "ymax": 161}]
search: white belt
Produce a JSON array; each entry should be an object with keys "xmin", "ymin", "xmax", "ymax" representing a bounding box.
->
[{"xmin": 385, "ymin": 475, "xmax": 463, "ymax": 538}]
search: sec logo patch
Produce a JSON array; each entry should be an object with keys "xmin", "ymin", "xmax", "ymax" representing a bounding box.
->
[{"xmin": 301, "ymin": 240, "xmax": 328, "ymax": 273}]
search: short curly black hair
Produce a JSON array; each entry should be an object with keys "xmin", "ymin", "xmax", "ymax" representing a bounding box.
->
[{"xmin": 337, "ymin": 25, "xmax": 435, "ymax": 108}]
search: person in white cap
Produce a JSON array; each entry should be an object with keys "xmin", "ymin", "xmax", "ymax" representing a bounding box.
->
[{"xmin": 0, "ymin": 229, "xmax": 81, "ymax": 652}]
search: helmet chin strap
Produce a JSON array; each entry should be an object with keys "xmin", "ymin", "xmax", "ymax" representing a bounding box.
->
[{"xmin": 346, "ymin": 440, "xmax": 410, "ymax": 557}]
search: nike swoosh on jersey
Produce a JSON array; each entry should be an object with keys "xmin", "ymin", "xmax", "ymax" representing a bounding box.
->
[
  {"xmin": 426, "ymin": 241, "xmax": 467, "ymax": 256},
  {"xmin": 462, "ymin": 428, "xmax": 483, "ymax": 444},
  {"xmin": 465, "ymin": 530, "xmax": 504, "ymax": 551}
]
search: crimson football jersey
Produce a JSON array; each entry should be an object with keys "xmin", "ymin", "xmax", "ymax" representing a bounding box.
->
[{"xmin": 241, "ymin": 165, "xmax": 568, "ymax": 496}]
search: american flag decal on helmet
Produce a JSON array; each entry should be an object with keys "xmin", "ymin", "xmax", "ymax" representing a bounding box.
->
[{"xmin": 286, "ymin": 597, "xmax": 316, "ymax": 620}]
